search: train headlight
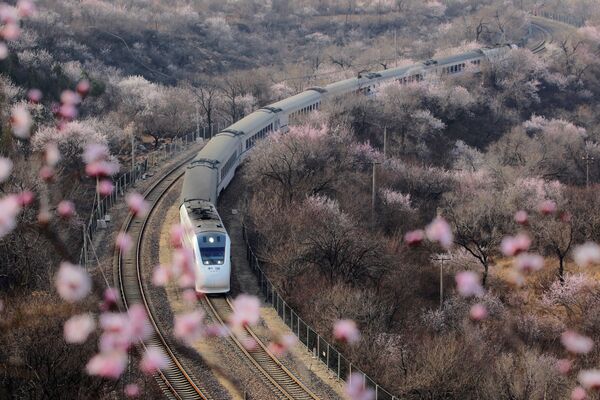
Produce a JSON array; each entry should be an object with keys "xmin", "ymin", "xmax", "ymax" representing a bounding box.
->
[
  {"xmin": 204, "ymin": 261, "xmax": 209, "ymax": 265},
  {"xmin": 208, "ymin": 237, "xmax": 215, "ymax": 243}
]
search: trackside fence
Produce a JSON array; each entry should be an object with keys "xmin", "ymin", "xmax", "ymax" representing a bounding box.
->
[
  {"xmin": 242, "ymin": 225, "xmax": 398, "ymax": 400},
  {"xmin": 534, "ymin": 10, "xmax": 585, "ymax": 27},
  {"xmin": 78, "ymin": 122, "xmax": 226, "ymax": 268}
]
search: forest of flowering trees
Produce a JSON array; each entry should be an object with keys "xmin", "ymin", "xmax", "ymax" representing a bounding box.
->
[{"xmin": 2, "ymin": 0, "xmax": 600, "ymax": 399}]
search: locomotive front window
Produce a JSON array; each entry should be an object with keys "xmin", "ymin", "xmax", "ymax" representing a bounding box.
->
[{"xmin": 197, "ymin": 234, "xmax": 226, "ymax": 265}]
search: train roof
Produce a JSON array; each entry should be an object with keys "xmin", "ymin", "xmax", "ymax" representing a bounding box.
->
[
  {"xmin": 434, "ymin": 50, "xmax": 484, "ymax": 66},
  {"xmin": 195, "ymin": 133, "xmax": 239, "ymax": 163},
  {"xmin": 324, "ymin": 77, "xmax": 361, "ymax": 96},
  {"xmin": 269, "ymin": 90, "xmax": 322, "ymax": 113},
  {"xmin": 183, "ymin": 199, "xmax": 225, "ymax": 233},
  {"xmin": 223, "ymin": 109, "xmax": 276, "ymax": 137}
]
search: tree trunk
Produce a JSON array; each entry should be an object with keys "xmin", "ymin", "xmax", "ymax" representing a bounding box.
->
[
  {"xmin": 558, "ymin": 255, "xmax": 565, "ymax": 284},
  {"xmin": 482, "ymin": 262, "xmax": 489, "ymax": 287}
]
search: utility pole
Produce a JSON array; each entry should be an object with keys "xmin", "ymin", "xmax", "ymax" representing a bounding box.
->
[
  {"xmin": 131, "ymin": 130, "xmax": 135, "ymax": 182},
  {"xmin": 432, "ymin": 254, "xmax": 451, "ymax": 309},
  {"xmin": 583, "ymin": 152, "xmax": 594, "ymax": 188},
  {"xmin": 195, "ymin": 103, "xmax": 200, "ymax": 141}
]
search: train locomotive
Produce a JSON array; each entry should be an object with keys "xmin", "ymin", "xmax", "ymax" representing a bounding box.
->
[{"xmin": 181, "ymin": 44, "xmax": 516, "ymax": 294}]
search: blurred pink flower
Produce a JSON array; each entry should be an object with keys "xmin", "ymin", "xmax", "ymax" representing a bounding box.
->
[
  {"xmin": 57, "ymin": 200, "xmax": 75, "ymax": 219},
  {"xmin": 1, "ymin": 23, "xmax": 20, "ymax": 41},
  {"xmin": 83, "ymin": 143, "xmax": 109, "ymax": 164},
  {"xmin": 455, "ymin": 271, "xmax": 484, "ymax": 297},
  {"xmin": 77, "ymin": 80, "xmax": 91, "ymax": 98},
  {"xmin": 11, "ymin": 104, "xmax": 32, "ymax": 139},
  {"xmin": 573, "ymin": 242, "xmax": 600, "ymax": 267},
  {"xmin": 27, "ymin": 88, "xmax": 42, "ymax": 103},
  {"xmin": 64, "ymin": 313, "xmax": 95, "ymax": 344},
  {"xmin": 174, "ymin": 310, "xmax": 205, "ymax": 344},
  {"xmin": 571, "ymin": 386, "xmax": 587, "ymax": 400},
  {"xmin": 0, "ymin": 157, "xmax": 12, "ymax": 183},
  {"xmin": 425, "ymin": 217, "xmax": 453, "ymax": 249},
  {"xmin": 500, "ymin": 233, "xmax": 531, "ymax": 257},
  {"xmin": 556, "ymin": 359, "xmax": 572, "ymax": 375},
  {"xmin": 229, "ymin": 294, "xmax": 260, "ymax": 329},
  {"xmin": 126, "ymin": 192, "xmax": 149, "ymax": 217},
  {"xmin": 128, "ymin": 303, "xmax": 152, "ymax": 341},
  {"xmin": 514, "ymin": 210, "xmax": 528, "ymax": 225},
  {"xmin": 345, "ymin": 372, "xmax": 375, "ymax": 400},
  {"xmin": 562, "ymin": 331, "xmax": 594, "ymax": 354},
  {"xmin": 0, "ymin": 4, "xmax": 18, "ymax": 23},
  {"xmin": 0, "ymin": 194, "xmax": 21, "ymax": 238},
  {"xmin": 16, "ymin": 0, "xmax": 36, "ymax": 17},
  {"xmin": 60, "ymin": 90, "xmax": 81, "ymax": 106},
  {"xmin": 469, "ymin": 303, "xmax": 488, "ymax": 321},
  {"xmin": 404, "ymin": 230, "xmax": 424, "ymax": 246},
  {"xmin": 241, "ymin": 337, "xmax": 257, "ymax": 351},
  {"xmin": 39, "ymin": 165, "xmax": 55, "ymax": 182},
  {"xmin": 171, "ymin": 248, "xmax": 196, "ymax": 288},
  {"xmin": 98, "ymin": 179, "xmax": 114, "ymax": 196},
  {"xmin": 99, "ymin": 313, "xmax": 131, "ymax": 351},
  {"xmin": 268, "ymin": 334, "xmax": 297, "ymax": 356},
  {"xmin": 116, "ymin": 232, "xmax": 133, "ymax": 254},
  {"xmin": 334, "ymin": 319, "xmax": 360, "ymax": 344},
  {"xmin": 58, "ymin": 104, "xmax": 78, "ymax": 121},
  {"xmin": 170, "ymin": 224, "xmax": 185, "ymax": 248},
  {"xmin": 124, "ymin": 383, "xmax": 140, "ymax": 398},
  {"xmin": 0, "ymin": 42, "xmax": 7, "ymax": 60},
  {"xmin": 140, "ymin": 347, "xmax": 168, "ymax": 374},
  {"xmin": 86, "ymin": 351, "xmax": 127, "ymax": 379},
  {"xmin": 152, "ymin": 264, "xmax": 171, "ymax": 286},
  {"xmin": 205, "ymin": 323, "xmax": 228, "ymax": 338},
  {"xmin": 514, "ymin": 253, "xmax": 544, "ymax": 273},
  {"xmin": 85, "ymin": 160, "xmax": 119, "ymax": 177},
  {"xmin": 17, "ymin": 191, "xmax": 34, "ymax": 207},
  {"xmin": 182, "ymin": 289, "xmax": 198, "ymax": 305},
  {"xmin": 55, "ymin": 262, "xmax": 91, "ymax": 303},
  {"xmin": 579, "ymin": 369, "xmax": 600, "ymax": 390},
  {"xmin": 538, "ymin": 200, "xmax": 557, "ymax": 215},
  {"xmin": 99, "ymin": 332, "xmax": 131, "ymax": 353},
  {"xmin": 45, "ymin": 142, "xmax": 60, "ymax": 167},
  {"xmin": 101, "ymin": 287, "xmax": 119, "ymax": 311}
]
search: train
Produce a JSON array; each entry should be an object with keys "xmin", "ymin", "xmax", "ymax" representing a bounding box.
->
[{"xmin": 180, "ymin": 44, "xmax": 516, "ymax": 294}]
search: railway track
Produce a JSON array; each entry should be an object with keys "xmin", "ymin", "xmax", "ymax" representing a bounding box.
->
[
  {"xmin": 203, "ymin": 296, "xmax": 320, "ymax": 400},
  {"xmin": 530, "ymin": 21, "xmax": 554, "ymax": 54},
  {"xmin": 117, "ymin": 156, "xmax": 213, "ymax": 400}
]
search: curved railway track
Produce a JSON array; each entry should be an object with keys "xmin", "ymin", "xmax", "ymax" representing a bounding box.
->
[
  {"xmin": 117, "ymin": 157, "xmax": 213, "ymax": 400},
  {"xmin": 530, "ymin": 21, "xmax": 554, "ymax": 54},
  {"xmin": 203, "ymin": 296, "xmax": 320, "ymax": 400}
]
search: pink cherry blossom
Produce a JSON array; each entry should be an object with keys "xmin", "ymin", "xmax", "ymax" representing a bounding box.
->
[
  {"xmin": 455, "ymin": 271, "xmax": 484, "ymax": 297},
  {"xmin": 500, "ymin": 233, "xmax": 531, "ymax": 256},
  {"xmin": 268, "ymin": 334, "xmax": 297, "ymax": 356},
  {"xmin": 57, "ymin": 200, "xmax": 75, "ymax": 219},
  {"xmin": 86, "ymin": 351, "xmax": 127, "ymax": 379},
  {"xmin": 101, "ymin": 287, "xmax": 119, "ymax": 311},
  {"xmin": 1, "ymin": 23, "xmax": 20, "ymax": 41},
  {"xmin": 0, "ymin": 157, "xmax": 12, "ymax": 183},
  {"xmin": 182, "ymin": 289, "xmax": 198, "ymax": 305},
  {"xmin": 55, "ymin": 262, "xmax": 92, "ymax": 303},
  {"xmin": 140, "ymin": 347, "xmax": 168, "ymax": 374},
  {"xmin": 0, "ymin": 194, "xmax": 21, "ymax": 238},
  {"xmin": 126, "ymin": 192, "xmax": 149, "ymax": 217},
  {"xmin": 345, "ymin": 373, "xmax": 375, "ymax": 400},
  {"xmin": 562, "ymin": 331, "xmax": 594, "ymax": 354},
  {"xmin": 83, "ymin": 143, "xmax": 110, "ymax": 164},
  {"xmin": 37, "ymin": 209, "xmax": 51, "ymax": 225},
  {"xmin": 425, "ymin": 216, "xmax": 453, "ymax": 249},
  {"xmin": 64, "ymin": 313, "xmax": 95, "ymax": 344},
  {"xmin": 333, "ymin": 319, "xmax": 360, "ymax": 344},
  {"xmin": 86, "ymin": 160, "xmax": 119, "ymax": 177},
  {"xmin": 241, "ymin": 337, "xmax": 257, "ymax": 351},
  {"xmin": 205, "ymin": 323, "xmax": 228, "ymax": 338},
  {"xmin": 556, "ymin": 359, "xmax": 572, "ymax": 375},
  {"xmin": 127, "ymin": 304, "xmax": 152, "ymax": 341},
  {"xmin": 39, "ymin": 165, "xmax": 55, "ymax": 181},
  {"xmin": 27, "ymin": 88, "xmax": 42, "ymax": 103},
  {"xmin": 579, "ymin": 369, "xmax": 600, "ymax": 390},
  {"xmin": 514, "ymin": 210, "xmax": 528, "ymax": 225},
  {"xmin": 11, "ymin": 104, "xmax": 32, "ymax": 139},
  {"xmin": 229, "ymin": 294, "xmax": 261, "ymax": 329},
  {"xmin": 170, "ymin": 224, "xmax": 185, "ymax": 248},
  {"xmin": 16, "ymin": 0, "xmax": 36, "ymax": 17},
  {"xmin": 116, "ymin": 232, "xmax": 133, "ymax": 254},
  {"xmin": 98, "ymin": 179, "xmax": 114, "ymax": 196},
  {"xmin": 124, "ymin": 383, "xmax": 140, "ymax": 398},
  {"xmin": 469, "ymin": 303, "xmax": 488, "ymax": 321},
  {"xmin": 99, "ymin": 332, "xmax": 131, "ymax": 353},
  {"xmin": 174, "ymin": 310, "xmax": 205, "ymax": 344},
  {"xmin": 60, "ymin": 90, "xmax": 81, "ymax": 106},
  {"xmin": 100, "ymin": 312, "xmax": 130, "ymax": 339},
  {"xmin": 77, "ymin": 80, "xmax": 91, "ymax": 98},
  {"xmin": 171, "ymin": 248, "xmax": 196, "ymax": 288},
  {"xmin": 17, "ymin": 191, "xmax": 34, "ymax": 207},
  {"xmin": 0, "ymin": 4, "xmax": 18, "ymax": 23},
  {"xmin": 514, "ymin": 253, "xmax": 544, "ymax": 273},
  {"xmin": 538, "ymin": 199, "xmax": 557, "ymax": 215},
  {"xmin": 404, "ymin": 229, "xmax": 425, "ymax": 246},
  {"xmin": 571, "ymin": 386, "xmax": 587, "ymax": 400},
  {"xmin": 59, "ymin": 104, "xmax": 78, "ymax": 121},
  {"xmin": 573, "ymin": 242, "xmax": 600, "ymax": 267},
  {"xmin": 45, "ymin": 142, "xmax": 60, "ymax": 167},
  {"xmin": 152, "ymin": 264, "xmax": 171, "ymax": 286}
]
